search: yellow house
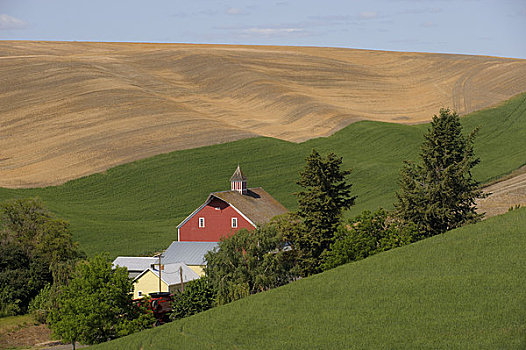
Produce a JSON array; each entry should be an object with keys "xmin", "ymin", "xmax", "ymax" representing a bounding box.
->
[
  {"xmin": 132, "ymin": 262, "xmax": 200, "ymax": 299},
  {"xmin": 112, "ymin": 242, "xmax": 218, "ymax": 298}
]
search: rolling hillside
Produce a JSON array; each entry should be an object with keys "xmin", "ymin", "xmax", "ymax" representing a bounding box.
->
[
  {"xmin": 90, "ymin": 207, "xmax": 526, "ymax": 349},
  {"xmin": 1, "ymin": 41, "xmax": 526, "ymax": 187},
  {"xmin": 0, "ymin": 93, "xmax": 524, "ymax": 257}
]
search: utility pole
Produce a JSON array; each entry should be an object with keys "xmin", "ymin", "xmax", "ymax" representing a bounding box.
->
[
  {"xmin": 158, "ymin": 254, "xmax": 162, "ymax": 293},
  {"xmin": 153, "ymin": 253, "xmax": 164, "ymax": 293},
  {"xmin": 179, "ymin": 266, "xmax": 184, "ymax": 292}
]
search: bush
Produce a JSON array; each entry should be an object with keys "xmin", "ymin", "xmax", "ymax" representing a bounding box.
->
[
  {"xmin": 0, "ymin": 263, "xmax": 43, "ymax": 316},
  {"xmin": 205, "ymin": 224, "xmax": 297, "ymax": 305},
  {"xmin": 28, "ymin": 283, "xmax": 52, "ymax": 324},
  {"xmin": 322, "ymin": 209, "xmax": 417, "ymax": 270},
  {"xmin": 0, "ymin": 286, "xmax": 21, "ymax": 317},
  {"xmin": 170, "ymin": 277, "xmax": 215, "ymax": 320}
]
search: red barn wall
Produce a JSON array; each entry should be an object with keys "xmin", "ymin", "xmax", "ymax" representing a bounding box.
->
[{"xmin": 178, "ymin": 198, "xmax": 255, "ymax": 242}]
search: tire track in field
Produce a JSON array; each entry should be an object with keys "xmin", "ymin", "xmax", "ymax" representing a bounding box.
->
[{"xmin": 478, "ymin": 166, "xmax": 526, "ymax": 218}]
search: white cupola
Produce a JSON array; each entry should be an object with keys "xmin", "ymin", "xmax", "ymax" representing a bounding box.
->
[{"xmin": 230, "ymin": 165, "xmax": 247, "ymax": 194}]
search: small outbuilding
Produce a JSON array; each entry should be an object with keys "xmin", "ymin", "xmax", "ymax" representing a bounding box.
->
[{"xmin": 112, "ymin": 257, "xmax": 158, "ymax": 279}]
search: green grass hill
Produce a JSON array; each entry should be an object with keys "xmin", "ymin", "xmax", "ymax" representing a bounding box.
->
[
  {"xmin": 0, "ymin": 93, "xmax": 525, "ymax": 257},
  {"xmin": 90, "ymin": 207, "xmax": 526, "ymax": 349}
]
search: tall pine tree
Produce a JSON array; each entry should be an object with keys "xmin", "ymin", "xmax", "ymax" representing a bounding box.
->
[
  {"xmin": 287, "ymin": 149, "xmax": 355, "ymax": 275},
  {"xmin": 395, "ymin": 108, "xmax": 484, "ymax": 238}
]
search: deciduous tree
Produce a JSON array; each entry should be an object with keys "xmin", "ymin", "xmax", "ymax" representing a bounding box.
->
[
  {"xmin": 48, "ymin": 255, "xmax": 154, "ymax": 348},
  {"xmin": 0, "ymin": 198, "xmax": 83, "ymax": 315},
  {"xmin": 205, "ymin": 224, "xmax": 296, "ymax": 305}
]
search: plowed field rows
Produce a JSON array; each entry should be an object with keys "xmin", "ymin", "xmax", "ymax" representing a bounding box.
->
[{"xmin": 1, "ymin": 41, "xmax": 526, "ymax": 187}]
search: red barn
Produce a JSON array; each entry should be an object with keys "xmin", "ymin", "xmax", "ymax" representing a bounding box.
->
[{"xmin": 177, "ymin": 166, "xmax": 288, "ymax": 242}]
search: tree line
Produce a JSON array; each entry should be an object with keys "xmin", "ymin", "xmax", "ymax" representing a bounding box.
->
[
  {"xmin": 0, "ymin": 198, "xmax": 84, "ymax": 317},
  {"xmin": 170, "ymin": 108, "xmax": 485, "ymax": 319}
]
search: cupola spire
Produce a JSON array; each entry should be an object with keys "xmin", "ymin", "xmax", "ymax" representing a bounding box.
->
[{"xmin": 230, "ymin": 165, "xmax": 247, "ymax": 194}]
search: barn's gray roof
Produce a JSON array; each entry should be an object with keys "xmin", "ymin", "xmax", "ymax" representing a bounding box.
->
[
  {"xmin": 112, "ymin": 257, "xmax": 158, "ymax": 272},
  {"xmin": 210, "ymin": 187, "xmax": 288, "ymax": 225},
  {"xmin": 134, "ymin": 262, "xmax": 200, "ymax": 286},
  {"xmin": 163, "ymin": 241, "xmax": 218, "ymax": 265}
]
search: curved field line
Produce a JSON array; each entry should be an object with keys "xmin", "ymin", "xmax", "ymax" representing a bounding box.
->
[{"xmin": 1, "ymin": 41, "xmax": 526, "ymax": 187}]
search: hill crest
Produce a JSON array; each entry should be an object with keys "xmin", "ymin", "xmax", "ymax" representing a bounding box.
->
[{"xmin": 1, "ymin": 41, "xmax": 526, "ymax": 187}]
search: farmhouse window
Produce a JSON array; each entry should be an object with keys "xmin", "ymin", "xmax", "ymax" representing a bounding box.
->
[
  {"xmin": 199, "ymin": 217, "xmax": 205, "ymax": 228},
  {"xmin": 232, "ymin": 217, "xmax": 238, "ymax": 228},
  {"xmin": 138, "ymin": 291, "xmax": 142, "ymax": 297}
]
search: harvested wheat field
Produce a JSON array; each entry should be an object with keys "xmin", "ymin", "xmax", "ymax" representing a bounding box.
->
[{"xmin": 1, "ymin": 41, "xmax": 526, "ymax": 187}]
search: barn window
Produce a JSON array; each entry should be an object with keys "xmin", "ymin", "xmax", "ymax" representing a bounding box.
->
[
  {"xmin": 199, "ymin": 217, "xmax": 205, "ymax": 228},
  {"xmin": 232, "ymin": 217, "xmax": 238, "ymax": 228},
  {"xmin": 138, "ymin": 291, "xmax": 142, "ymax": 297}
]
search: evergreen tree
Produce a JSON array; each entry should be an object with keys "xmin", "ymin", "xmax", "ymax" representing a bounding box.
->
[
  {"xmin": 395, "ymin": 108, "xmax": 484, "ymax": 238},
  {"xmin": 288, "ymin": 149, "xmax": 355, "ymax": 275}
]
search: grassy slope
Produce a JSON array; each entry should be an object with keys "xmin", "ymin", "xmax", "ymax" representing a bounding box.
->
[
  {"xmin": 0, "ymin": 93, "xmax": 525, "ymax": 257},
  {"xmin": 91, "ymin": 207, "xmax": 526, "ymax": 349},
  {"xmin": 0, "ymin": 315, "xmax": 33, "ymax": 336}
]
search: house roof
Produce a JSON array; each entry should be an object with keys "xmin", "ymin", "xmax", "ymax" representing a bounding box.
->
[
  {"xmin": 163, "ymin": 241, "xmax": 218, "ymax": 265},
  {"xmin": 210, "ymin": 187, "xmax": 288, "ymax": 225},
  {"xmin": 230, "ymin": 165, "xmax": 247, "ymax": 182},
  {"xmin": 112, "ymin": 257, "xmax": 158, "ymax": 272},
  {"xmin": 134, "ymin": 262, "xmax": 200, "ymax": 286}
]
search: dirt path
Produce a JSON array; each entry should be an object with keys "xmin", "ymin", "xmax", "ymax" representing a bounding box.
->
[
  {"xmin": 477, "ymin": 166, "xmax": 526, "ymax": 218},
  {"xmin": 0, "ymin": 322, "xmax": 86, "ymax": 350},
  {"xmin": 1, "ymin": 41, "xmax": 526, "ymax": 188},
  {"xmin": 0, "ymin": 323, "xmax": 50, "ymax": 349}
]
